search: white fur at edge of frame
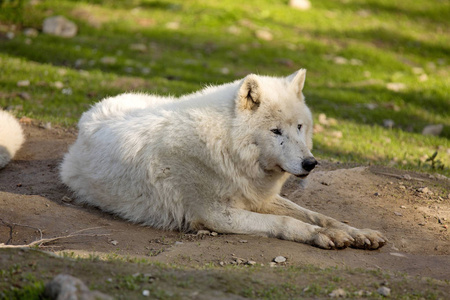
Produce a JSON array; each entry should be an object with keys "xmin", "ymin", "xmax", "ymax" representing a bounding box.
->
[
  {"xmin": 61, "ymin": 69, "xmax": 387, "ymax": 250},
  {"xmin": 0, "ymin": 110, "xmax": 25, "ymax": 169}
]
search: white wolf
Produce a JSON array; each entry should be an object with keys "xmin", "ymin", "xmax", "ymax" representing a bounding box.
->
[
  {"xmin": 61, "ymin": 69, "xmax": 386, "ymax": 249},
  {"xmin": 0, "ymin": 110, "xmax": 24, "ymax": 169}
]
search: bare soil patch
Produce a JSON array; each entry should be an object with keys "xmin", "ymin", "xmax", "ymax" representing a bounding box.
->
[{"xmin": 1, "ymin": 124, "xmax": 449, "ymax": 287}]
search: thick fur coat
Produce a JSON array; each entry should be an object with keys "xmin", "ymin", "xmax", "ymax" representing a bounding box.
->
[
  {"xmin": 61, "ymin": 70, "xmax": 386, "ymax": 249},
  {"xmin": 0, "ymin": 110, "xmax": 24, "ymax": 169}
]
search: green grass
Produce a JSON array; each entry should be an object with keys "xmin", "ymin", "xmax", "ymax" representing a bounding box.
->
[
  {"xmin": 1, "ymin": 249, "xmax": 448, "ymax": 299},
  {"xmin": 0, "ymin": 0, "xmax": 449, "ymax": 175}
]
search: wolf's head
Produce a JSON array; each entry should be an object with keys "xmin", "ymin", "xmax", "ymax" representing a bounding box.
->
[{"xmin": 234, "ymin": 69, "xmax": 317, "ymax": 178}]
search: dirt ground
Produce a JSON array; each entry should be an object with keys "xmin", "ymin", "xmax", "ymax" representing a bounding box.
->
[{"xmin": 1, "ymin": 124, "xmax": 449, "ymax": 282}]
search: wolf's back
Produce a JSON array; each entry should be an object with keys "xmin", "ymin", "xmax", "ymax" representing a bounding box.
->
[{"xmin": 0, "ymin": 110, "xmax": 24, "ymax": 169}]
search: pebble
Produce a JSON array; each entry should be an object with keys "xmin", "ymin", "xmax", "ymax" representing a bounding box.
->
[
  {"xmin": 210, "ymin": 231, "xmax": 218, "ymax": 237},
  {"xmin": 239, "ymin": 240, "xmax": 248, "ymax": 243},
  {"xmin": 417, "ymin": 187, "xmax": 430, "ymax": 194},
  {"xmin": 17, "ymin": 80, "xmax": 30, "ymax": 87},
  {"xmin": 374, "ymin": 192, "xmax": 381, "ymax": 196},
  {"xmin": 377, "ymin": 286, "xmax": 391, "ymax": 297},
  {"xmin": 422, "ymin": 124, "xmax": 443, "ymax": 136},
  {"xmin": 18, "ymin": 92, "xmax": 31, "ymax": 100},
  {"xmin": 142, "ymin": 290, "xmax": 150, "ymax": 297},
  {"xmin": 246, "ymin": 260, "xmax": 256, "ymax": 266},
  {"xmin": 23, "ymin": 28, "xmax": 38, "ymax": 37},
  {"xmin": 61, "ymin": 196, "xmax": 72, "ymax": 203},
  {"xmin": 329, "ymin": 288, "xmax": 346, "ymax": 298},
  {"xmin": 383, "ymin": 119, "xmax": 395, "ymax": 129},
  {"xmin": 110, "ymin": 240, "xmax": 118, "ymax": 246},
  {"xmin": 43, "ymin": 16, "xmax": 78, "ymax": 38},
  {"xmin": 255, "ymin": 29, "xmax": 273, "ymax": 41},
  {"xmin": 400, "ymin": 205, "xmax": 406, "ymax": 209},
  {"xmin": 273, "ymin": 256, "xmax": 286, "ymax": 263},
  {"xmin": 386, "ymin": 82, "xmax": 405, "ymax": 92},
  {"xmin": 269, "ymin": 262, "xmax": 277, "ymax": 267},
  {"xmin": 289, "ymin": 0, "xmax": 311, "ymax": 10},
  {"xmin": 394, "ymin": 211, "xmax": 402, "ymax": 216}
]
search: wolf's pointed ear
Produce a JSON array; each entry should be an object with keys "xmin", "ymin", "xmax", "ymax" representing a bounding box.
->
[
  {"xmin": 237, "ymin": 74, "xmax": 261, "ymax": 111},
  {"xmin": 288, "ymin": 69, "xmax": 307, "ymax": 98}
]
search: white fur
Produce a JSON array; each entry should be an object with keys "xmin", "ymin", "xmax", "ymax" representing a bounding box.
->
[
  {"xmin": 0, "ymin": 110, "xmax": 24, "ymax": 169},
  {"xmin": 61, "ymin": 70, "xmax": 386, "ymax": 249}
]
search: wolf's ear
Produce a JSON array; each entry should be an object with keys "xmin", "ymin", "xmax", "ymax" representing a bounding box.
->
[
  {"xmin": 238, "ymin": 74, "xmax": 261, "ymax": 111},
  {"xmin": 288, "ymin": 69, "xmax": 306, "ymax": 98}
]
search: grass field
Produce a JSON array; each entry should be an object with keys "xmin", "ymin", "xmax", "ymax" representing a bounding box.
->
[{"xmin": 1, "ymin": 0, "xmax": 449, "ymax": 174}]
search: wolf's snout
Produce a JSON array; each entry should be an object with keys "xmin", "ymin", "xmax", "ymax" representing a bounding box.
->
[{"xmin": 302, "ymin": 157, "xmax": 318, "ymax": 172}]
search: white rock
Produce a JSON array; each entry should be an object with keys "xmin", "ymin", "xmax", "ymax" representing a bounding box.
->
[
  {"xmin": 386, "ymin": 82, "xmax": 405, "ymax": 92},
  {"xmin": 17, "ymin": 80, "xmax": 30, "ymax": 87},
  {"xmin": 273, "ymin": 256, "xmax": 286, "ymax": 263},
  {"xmin": 383, "ymin": 119, "xmax": 395, "ymax": 129},
  {"xmin": 100, "ymin": 56, "xmax": 117, "ymax": 65},
  {"xmin": 289, "ymin": 0, "xmax": 311, "ymax": 10},
  {"xmin": 110, "ymin": 240, "xmax": 118, "ymax": 246},
  {"xmin": 255, "ymin": 29, "xmax": 273, "ymax": 41},
  {"xmin": 43, "ymin": 16, "xmax": 77, "ymax": 38},
  {"xmin": 377, "ymin": 286, "xmax": 391, "ymax": 297},
  {"xmin": 23, "ymin": 28, "xmax": 38, "ymax": 37},
  {"xmin": 329, "ymin": 288, "xmax": 346, "ymax": 298},
  {"xmin": 422, "ymin": 124, "xmax": 443, "ymax": 136},
  {"xmin": 142, "ymin": 290, "xmax": 150, "ymax": 297}
]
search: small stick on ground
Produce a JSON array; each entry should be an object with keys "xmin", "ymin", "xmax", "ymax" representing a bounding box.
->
[
  {"xmin": 371, "ymin": 171, "xmax": 425, "ymax": 182},
  {"xmin": 0, "ymin": 224, "xmax": 109, "ymax": 249}
]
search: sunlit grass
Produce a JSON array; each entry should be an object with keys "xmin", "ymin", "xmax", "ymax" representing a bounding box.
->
[{"xmin": 0, "ymin": 0, "xmax": 448, "ymax": 175}]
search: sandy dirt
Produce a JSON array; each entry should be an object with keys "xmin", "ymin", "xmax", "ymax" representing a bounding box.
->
[{"xmin": 1, "ymin": 124, "xmax": 449, "ymax": 281}]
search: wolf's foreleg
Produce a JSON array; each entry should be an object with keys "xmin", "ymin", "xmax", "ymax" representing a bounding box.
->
[{"xmin": 259, "ymin": 196, "xmax": 386, "ymax": 249}]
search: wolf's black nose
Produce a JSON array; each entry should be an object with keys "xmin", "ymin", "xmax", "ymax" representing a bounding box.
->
[{"xmin": 302, "ymin": 157, "xmax": 318, "ymax": 172}]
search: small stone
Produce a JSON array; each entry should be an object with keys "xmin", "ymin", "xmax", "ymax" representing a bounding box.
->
[
  {"xmin": 23, "ymin": 28, "xmax": 38, "ymax": 37},
  {"xmin": 61, "ymin": 196, "xmax": 72, "ymax": 203},
  {"xmin": 100, "ymin": 56, "xmax": 117, "ymax": 65},
  {"xmin": 174, "ymin": 241, "xmax": 183, "ymax": 245},
  {"xmin": 17, "ymin": 80, "xmax": 30, "ymax": 87},
  {"xmin": 54, "ymin": 81, "xmax": 64, "ymax": 89},
  {"xmin": 210, "ymin": 231, "xmax": 218, "ymax": 237},
  {"xmin": 417, "ymin": 187, "xmax": 430, "ymax": 194},
  {"xmin": 239, "ymin": 240, "xmax": 248, "ymax": 243},
  {"xmin": 289, "ymin": 0, "xmax": 311, "ymax": 10},
  {"xmin": 383, "ymin": 119, "xmax": 395, "ymax": 129},
  {"xmin": 40, "ymin": 122, "xmax": 52, "ymax": 130},
  {"xmin": 43, "ymin": 16, "xmax": 77, "ymax": 38},
  {"xmin": 422, "ymin": 124, "xmax": 443, "ymax": 136},
  {"xmin": 219, "ymin": 261, "xmax": 225, "ymax": 266},
  {"xmin": 374, "ymin": 192, "xmax": 381, "ymax": 197},
  {"xmin": 129, "ymin": 43, "xmax": 147, "ymax": 52},
  {"xmin": 235, "ymin": 258, "xmax": 243, "ymax": 264},
  {"xmin": 333, "ymin": 56, "xmax": 348, "ymax": 65},
  {"xmin": 398, "ymin": 185, "xmax": 406, "ymax": 190},
  {"xmin": 402, "ymin": 174, "xmax": 412, "ymax": 180},
  {"xmin": 110, "ymin": 240, "xmax": 118, "ymax": 246},
  {"xmin": 142, "ymin": 290, "xmax": 150, "ymax": 297},
  {"xmin": 377, "ymin": 286, "xmax": 391, "ymax": 297},
  {"xmin": 273, "ymin": 256, "xmax": 286, "ymax": 263},
  {"xmin": 394, "ymin": 211, "xmax": 402, "ymax": 216},
  {"xmin": 166, "ymin": 22, "xmax": 180, "ymax": 30},
  {"xmin": 400, "ymin": 205, "xmax": 406, "ymax": 209},
  {"xmin": 18, "ymin": 92, "xmax": 31, "ymax": 100},
  {"xmin": 329, "ymin": 288, "xmax": 346, "ymax": 298},
  {"xmin": 255, "ymin": 29, "xmax": 273, "ymax": 41},
  {"xmin": 269, "ymin": 262, "xmax": 277, "ymax": 267},
  {"xmin": 246, "ymin": 260, "xmax": 256, "ymax": 265},
  {"xmin": 386, "ymin": 82, "xmax": 405, "ymax": 92}
]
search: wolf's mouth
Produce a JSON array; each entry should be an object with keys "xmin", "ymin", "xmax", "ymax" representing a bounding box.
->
[{"xmin": 277, "ymin": 165, "xmax": 309, "ymax": 178}]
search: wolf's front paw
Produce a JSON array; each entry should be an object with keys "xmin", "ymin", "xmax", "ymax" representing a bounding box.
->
[
  {"xmin": 349, "ymin": 228, "xmax": 387, "ymax": 250},
  {"xmin": 311, "ymin": 228, "xmax": 355, "ymax": 250}
]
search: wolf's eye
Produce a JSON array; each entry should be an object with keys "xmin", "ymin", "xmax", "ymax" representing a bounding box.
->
[
  {"xmin": 271, "ymin": 128, "xmax": 282, "ymax": 135},
  {"xmin": 297, "ymin": 124, "xmax": 303, "ymax": 131}
]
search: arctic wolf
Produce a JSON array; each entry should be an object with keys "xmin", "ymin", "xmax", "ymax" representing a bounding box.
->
[
  {"xmin": 61, "ymin": 69, "xmax": 386, "ymax": 249},
  {"xmin": 0, "ymin": 110, "xmax": 24, "ymax": 169}
]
